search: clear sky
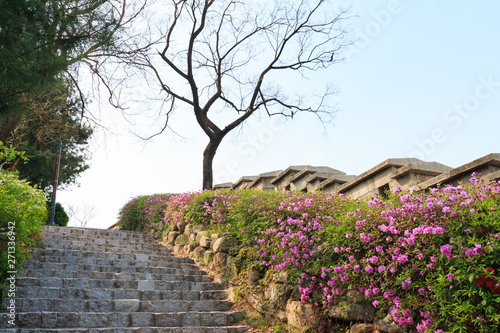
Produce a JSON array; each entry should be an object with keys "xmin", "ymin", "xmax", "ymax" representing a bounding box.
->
[{"xmin": 59, "ymin": 0, "xmax": 500, "ymax": 229}]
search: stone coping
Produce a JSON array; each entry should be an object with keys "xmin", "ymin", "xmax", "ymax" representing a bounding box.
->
[
  {"xmin": 334, "ymin": 158, "xmax": 423, "ymax": 193},
  {"xmin": 317, "ymin": 174, "xmax": 356, "ymax": 190},
  {"xmin": 231, "ymin": 175, "xmax": 258, "ymax": 189},
  {"xmin": 391, "ymin": 162, "xmax": 452, "ymax": 180},
  {"xmin": 289, "ymin": 166, "xmax": 345, "ymax": 183},
  {"xmin": 270, "ymin": 165, "xmax": 313, "ymax": 185},
  {"xmin": 247, "ymin": 169, "xmax": 282, "ymax": 189},
  {"xmin": 410, "ymin": 153, "xmax": 500, "ymax": 190},
  {"xmin": 213, "ymin": 182, "xmax": 233, "ymax": 189}
]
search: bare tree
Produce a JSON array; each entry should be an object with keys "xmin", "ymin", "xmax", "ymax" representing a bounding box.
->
[
  {"xmin": 124, "ymin": 0, "xmax": 350, "ymax": 189},
  {"xmin": 67, "ymin": 202, "xmax": 97, "ymax": 228}
]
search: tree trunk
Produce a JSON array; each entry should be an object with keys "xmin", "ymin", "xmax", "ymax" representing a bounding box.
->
[{"xmin": 202, "ymin": 136, "xmax": 223, "ymax": 190}]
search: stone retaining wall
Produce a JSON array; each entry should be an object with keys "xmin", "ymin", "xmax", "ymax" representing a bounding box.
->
[{"xmin": 156, "ymin": 222, "xmax": 411, "ymax": 333}]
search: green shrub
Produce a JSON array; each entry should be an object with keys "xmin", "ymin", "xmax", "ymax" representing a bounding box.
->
[
  {"xmin": 117, "ymin": 193, "xmax": 175, "ymax": 231},
  {"xmin": 117, "ymin": 195, "xmax": 149, "ymax": 231},
  {"xmin": 46, "ymin": 202, "xmax": 69, "ymax": 226},
  {"xmin": 0, "ymin": 170, "xmax": 47, "ymax": 302}
]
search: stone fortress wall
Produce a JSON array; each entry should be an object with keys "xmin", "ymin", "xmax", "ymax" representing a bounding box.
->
[{"xmin": 214, "ymin": 153, "xmax": 500, "ymax": 199}]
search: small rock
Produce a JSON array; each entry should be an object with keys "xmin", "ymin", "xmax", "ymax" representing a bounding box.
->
[
  {"xmin": 199, "ymin": 236, "xmax": 212, "ymax": 249},
  {"xmin": 174, "ymin": 234, "xmax": 186, "ymax": 245},
  {"xmin": 247, "ymin": 268, "xmax": 260, "ymax": 286},
  {"xmin": 189, "ymin": 233, "xmax": 197, "ymax": 244},
  {"xmin": 286, "ymin": 301, "xmax": 314, "ymax": 332},
  {"xmin": 166, "ymin": 231, "xmax": 179, "ymax": 245},
  {"xmin": 328, "ymin": 301, "xmax": 376, "ymax": 322},
  {"xmin": 172, "ymin": 224, "xmax": 179, "ymax": 231},
  {"xmin": 265, "ymin": 283, "xmax": 293, "ymax": 309},
  {"xmin": 212, "ymin": 252, "xmax": 227, "ymax": 271},
  {"xmin": 185, "ymin": 243, "xmax": 195, "ymax": 254},
  {"xmin": 192, "ymin": 224, "xmax": 207, "ymax": 234},
  {"xmin": 193, "ymin": 246, "xmax": 205, "ymax": 259},
  {"xmin": 184, "ymin": 225, "xmax": 193, "ymax": 235},
  {"xmin": 204, "ymin": 250, "xmax": 214, "ymax": 265},
  {"xmin": 173, "ymin": 245, "xmax": 185, "ymax": 255},
  {"xmin": 225, "ymin": 256, "xmax": 237, "ymax": 279},
  {"xmin": 177, "ymin": 223, "xmax": 187, "ymax": 233},
  {"xmin": 350, "ymin": 323, "xmax": 374, "ymax": 333},
  {"xmin": 212, "ymin": 236, "xmax": 237, "ymax": 254}
]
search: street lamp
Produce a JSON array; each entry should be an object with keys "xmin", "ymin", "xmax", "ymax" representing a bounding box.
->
[{"xmin": 48, "ymin": 139, "xmax": 88, "ymax": 225}]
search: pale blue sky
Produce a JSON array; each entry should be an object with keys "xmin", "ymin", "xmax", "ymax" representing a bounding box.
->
[{"xmin": 60, "ymin": 1, "xmax": 500, "ymax": 229}]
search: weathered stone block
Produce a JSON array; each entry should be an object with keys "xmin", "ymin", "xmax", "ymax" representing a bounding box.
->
[
  {"xmin": 172, "ymin": 224, "xmax": 179, "ymax": 231},
  {"xmin": 138, "ymin": 280, "xmax": 155, "ymax": 291},
  {"xmin": 192, "ymin": 224, "xmax": 207, "ymax": 234},
  {"xmin": 177, "ymin": 223, "xmax": 187, "ymax": 233},
  {"xmin": 286, "ymin": 301, "xmax": 314, "ymax": 332},
  {"xmin": 130, "ymin": 312, "xmax": 154, "ymax": 327},
  {"xmin": 189, "ymin": 233, "xmax": 197, "ymax": 244},
  {"xmin": 247, "ymin": 268, "xmax": 261, "ymax": 286},
  {"xmin": 265, "ymin": 283, "xmax": 293, "ymax": 309},
  {"xmin": 114, "ymin": 299, "xmax": 140, "ymax": 312},
  {"xmin": 166, "ymin": 231, "xmax": 179, "ymax": 245},
  {"xmin": 185, "ymin": 243, "xmax": 195, "ymax": 253},
  {"xmin": 212, "ymin": 252, "xmax": 227, "ymax": 272},
  {"xmin": 174, "ymin": 233, "xmax": 187, "ymax": 245},
  {"xmin": 193, "ymin": 246, "xmax": 205, "ymax": 259},
  {"xmin": 204, "ymin": 250, "xmax": 214, "ymax": 265},
  {"xmin": 328, "ymin": 301, "xmax": 376, "ymax": 322},
  {"xmin": 184, "ymin": 224, "xmax": 193, "ymax": 235},
  {"xmin": 173, "ymin": 244, "xmax": 185, "ymax": 255},
  {"xmin": 225, "ymin": 256, "xmax": 237, "ymax": 279},
  {"xmin": 199, "ymin": 236, "xmax": 212, "ymax": 249},
  {"xmin": 351, "ymin": 323, "xmax": 374, "ymax": 333},
  {"xmin": 212, "ymin": 236, "xmax": 237, "ymax": 254}
]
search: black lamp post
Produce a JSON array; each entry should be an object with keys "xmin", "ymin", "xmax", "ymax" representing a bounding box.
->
[{"xmin": 48, "ymin": 139, "xmax": 88, "ymax": 225}]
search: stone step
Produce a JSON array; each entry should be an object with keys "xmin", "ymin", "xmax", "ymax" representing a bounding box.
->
[
  {"xmin": 2, "ymin": 325, "xmax": 248, "ymax": 332},
  {"xmin": 21, "ymin": 268, "xmax": 208, "ymax": 281},
  {"xmin": 25, "ymin": 255, "xmax": 196, "ymax": 268},
  {"xmin": 31, "ymin": 248, "xmax": 193, "ymax": 265},
  {"xmin": 16, "ymin": 278, "xmax": 220, "ymax": 298},
  {"xmin": 16, "ymin": 274, "xmax": 213, "ymax": 290},
  {"xmin": 8, "ymin": 226, "xmax": 248, "ymax": 332},
  {"xmin": 42, "ymin": 239, "xmax": 169, "ymax": 254},
  {"xmin": 42, "ymin": 226, "xmax": 156, "ymax": 240},
  {"xmin": 0, "ymin": 311, "xmax": 243, "ymax": 328},
  {"xmin": 2, "ymin": 298, "xmax": 233, "ymax": 313},
  {"xmin": 16, "ymin": 286, "xmax": 226, "ymax": 300},
  {"xmin": 42, "ymin": 228, "xmax": 155, "ymax": 242},
  {"xmin": 43, "ymin": 233, "xmax": 160, "ymax": 246},
  {"xmin": 22, "ymin": 261, "xmax": 200, "ymax": 274}
]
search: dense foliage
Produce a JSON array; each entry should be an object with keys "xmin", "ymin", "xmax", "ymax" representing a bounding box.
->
[
  {"xmin": 46, "ymin": 202, "xmax": 69, "ymax": 227},
  {"xmin": 117, "ymin": 193, "xmax": 176, "ymax": 231},
  {"xmin": 0, "ymin": 0, "xmax": 127, "ymax": 119},
  {"xmin": 119, "ymin": 176, "xmax": 500, "ymax": 332},
  {"xmin": 0, "ymin": 170, "xmax": 47, "ymax": 301}
]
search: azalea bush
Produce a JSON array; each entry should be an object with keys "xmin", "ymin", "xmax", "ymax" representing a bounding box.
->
[
  {"xmin": 120, "ymin": 175, "xmax": 500, "ymax": 332},
  {"xmin": 117, "ymin": 193, "xmax": 175, "ymax": 230}
]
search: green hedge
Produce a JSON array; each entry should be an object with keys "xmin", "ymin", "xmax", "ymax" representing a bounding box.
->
[{"xmin": 0, "ymin": 171, "xmax": 47, "ymax": 301}]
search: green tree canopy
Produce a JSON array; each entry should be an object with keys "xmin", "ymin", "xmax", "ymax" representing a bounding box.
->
[
  {"xmin": 0, "ymin": 0, "xmax": 144, "ymax": 190},
  {"xmin": 3, "ymin": 78, "xmax": 92, "ymax": 191}
]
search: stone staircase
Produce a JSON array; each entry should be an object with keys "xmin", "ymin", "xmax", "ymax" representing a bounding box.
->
[{"xmin": 1, "ymin": 226, "xmax": 247, "ymax": 332}]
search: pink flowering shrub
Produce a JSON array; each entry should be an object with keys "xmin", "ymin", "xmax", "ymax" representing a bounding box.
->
[
  {"xmin": 124, "ymin": 176, "xmax": 500, "ymax": 332},
  {"xmin": 117, "ymin": 193, "xmax": 176, "ymax": 230}
]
